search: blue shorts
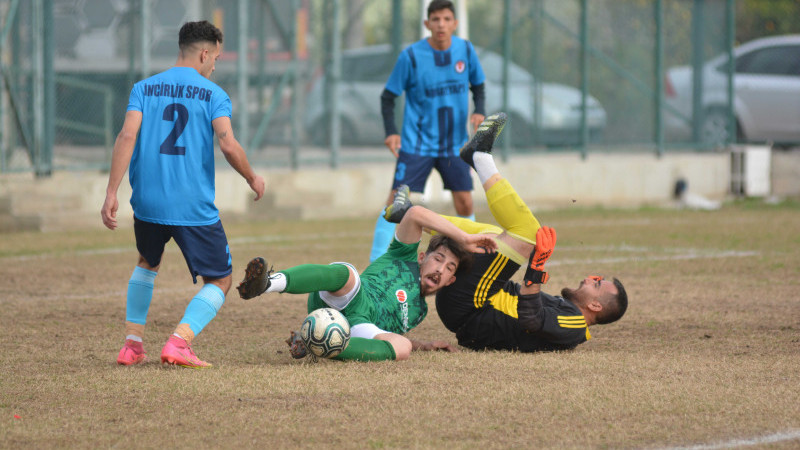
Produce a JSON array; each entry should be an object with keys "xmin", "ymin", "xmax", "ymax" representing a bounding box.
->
[
  {"xmin": 392, "ymin": 152, "xmax": 473, "ymax": 193},
  {"xmin": 133, "ymin": 216, "xmax": 232, "ymax": 284}
]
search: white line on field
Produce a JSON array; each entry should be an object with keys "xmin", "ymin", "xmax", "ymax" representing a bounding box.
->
[
  {"xmin": 0, "ymin": 231, "xmax": 372, "ymax": 261},
  {"xmin": 664, "ymin": 428, "xmax": 800, "ymax": 449},
  {"xmin": 0, "ymin": 230, "xmax": 758, "ymax": 266},
  {"xmin": 547, "ymin": 250, "xmax": 758, "ymax": 267}
]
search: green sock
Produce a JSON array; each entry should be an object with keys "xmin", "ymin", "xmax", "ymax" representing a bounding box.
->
[
  {"xmin": 332, "ymin": 337, "xmax": 397, "ymax": 362},
  {"xmin": 282, "ymin": 264, "xmax": 350, "ymax": 294}
]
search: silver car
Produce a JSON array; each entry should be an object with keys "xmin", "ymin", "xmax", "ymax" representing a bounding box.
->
[
  {"xmin": 304, "ymin": 44, "xmax": 607, "ymax": 147},
  {"xmin": 664, "ymin": 34, "xmax": 800, "ymax": 147}
]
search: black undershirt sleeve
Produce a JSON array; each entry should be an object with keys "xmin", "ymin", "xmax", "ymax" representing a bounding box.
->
[
  {"xmin": 470, "ymin": 82, "xmax": 486, "ymax": 116},
  {"xmin": 380, "ymin": 89, "xmax": 399, "ymax": 137}
]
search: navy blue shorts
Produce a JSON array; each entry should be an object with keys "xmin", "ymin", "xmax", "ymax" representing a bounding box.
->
[
  {"xmin": 391, "ymin": 152, "xmax": 473, "ymax": 192},
  {"xmin": 134, "ymin": 217, "xmax": 232, "ymax": 284}
]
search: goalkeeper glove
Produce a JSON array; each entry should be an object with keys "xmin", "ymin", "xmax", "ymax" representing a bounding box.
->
[{"xmin": 524, "ymin": 226, "xmax": 556, "ymax": 286}]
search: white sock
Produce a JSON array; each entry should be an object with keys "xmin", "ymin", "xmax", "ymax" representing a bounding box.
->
[
  {"xmin": 267, "ymin": 272, "xmax": 287, "ymax": 293},
  {"xmin": 126, "ymin": 334, "xmax": 143, "ymax": 342},
  {"xmin": 473, "ymin": 152, "xmax": 499, "ymax": 184}
]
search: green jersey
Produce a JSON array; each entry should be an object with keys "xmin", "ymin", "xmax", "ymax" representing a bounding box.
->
[{"xmin": 307, "ymin": 238, "xmax": 426, "ymax": 334}]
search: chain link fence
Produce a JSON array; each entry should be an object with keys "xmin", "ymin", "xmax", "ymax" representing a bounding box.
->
[{"xmin": 1, "ymin": 0, "xmax": 739, "ymax": 175}]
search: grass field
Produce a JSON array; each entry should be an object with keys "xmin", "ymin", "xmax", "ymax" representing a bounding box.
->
[{"xmin": 1, "ymin": 200, "xmax": 799, "ymax": 449}]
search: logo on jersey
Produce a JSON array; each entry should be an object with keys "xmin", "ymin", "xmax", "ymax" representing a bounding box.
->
[
  {"xmin": 396, "ymin": 290, "xmax": 409, "ymax": 332},
  {"xmin": 455, "ymin": 60, "xmax": 466, "ymax": 74}
]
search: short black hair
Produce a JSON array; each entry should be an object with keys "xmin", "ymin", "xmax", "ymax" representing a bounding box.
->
[
  {"xmin": 178, "ymin": 20, "xmax": 223, "ymax": 51},
  {"xmin": 425, "ymin": 234, "xmax": 472, "ymax": 275},
  {"xmin": 596, "ymin": 277, "xmax": 628, "ymax": 325},
  {"xmin": 427, "ymin": 0, "xmax": 456, "ymax": 18}
]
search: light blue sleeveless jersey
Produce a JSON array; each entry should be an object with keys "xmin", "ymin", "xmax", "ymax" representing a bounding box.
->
[
  {"xmin": 127, "ymin": 67, "xmax": 231, "ymax": 225},
  {"xmin": 385, "ymin": 36, "xmax": 485, "ymax": 157}
]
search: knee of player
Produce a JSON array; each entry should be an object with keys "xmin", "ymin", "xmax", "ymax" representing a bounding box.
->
[{"xmin": 204, "ymin": 275, "xmax": 232, "ymax": 295}]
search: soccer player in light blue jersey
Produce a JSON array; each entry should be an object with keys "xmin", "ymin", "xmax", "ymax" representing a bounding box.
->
[
  {"xmin": 369, "ymin": 0, "xmax": 487, "ymax": 262},
  {"xmin": 101, "ymin": 20, "xmax": 266, "ymax": 368}
]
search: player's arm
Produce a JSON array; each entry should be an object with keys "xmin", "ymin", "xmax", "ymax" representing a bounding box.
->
[
  {"xmin": 212, "ymin": 116, "xmax": 265, "ymax": 201},
  {"xmin": 410, "ymin": 339, "xmax": 459, "ymax": 352},
  {"xmin": 380, "ymin": 89, "xmax": 401, "ymax": 157},
  {"xmin": 517, "ymin": 226, "xmax": 556, "ymax": 330},
  {"xmin": 101, "ymin": 110, "xmax": 142, "ymax": 230},
  {"xmin": 469, "ymin": 83, "xmax": 486, "ymax": 133},
  {"xmin": 395, "ymin": 205, "xmax": 497, "ymax": 253}
]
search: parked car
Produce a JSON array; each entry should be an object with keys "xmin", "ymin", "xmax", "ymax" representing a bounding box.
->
[
  {"xmin": 304, "ymin": 44, "xmax": 607, "ymax": 147},
  {"xmin": 664, "ymin": 34, "xmax": 800, "ymax": 147}
]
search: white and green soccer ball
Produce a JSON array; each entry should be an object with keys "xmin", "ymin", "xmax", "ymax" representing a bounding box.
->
[{"xmin": 300, "ymin": 308, "xmax": 350, "ymax": 358}]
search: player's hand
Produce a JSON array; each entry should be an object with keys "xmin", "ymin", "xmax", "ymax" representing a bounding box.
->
[
  {"xmin": 384, "ymin": 134, "xmax": 401, "ymax": 158},
  {"xmin": 469, "ymin": 113, "xmax": 486, "ymax": 134},
  {"xmin": 532, "ymin": 226, "xmax": 556, "ymax": 270},
  {"xmin": 416, "ymin": 340, "xmax": 459, "ymax": 352},
  {"xmin": 249, "ymin": 174, "xmax": 266, "ymax": 201},
  {"xmin": 524, "ymin": 226, "xmax": 556, "ymax": 285},
  {"xmin": 461, "ymin": 233, "xmax": 498, "ymax": 254},
  {"xmin": 101, "ymin": 193, "xmax": 118, "ymax": 230}
]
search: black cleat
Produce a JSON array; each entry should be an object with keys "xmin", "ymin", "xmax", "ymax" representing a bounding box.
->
[
  {"xmin": 237, "ymin": 257, "xmax": 273, "ymax": 300},
  {"xmin": 383, "ymin": 185, "xmax": 413, "ymax": 224},
  {"xmin": 286, "ymin": 330, "xmax": 308, "ymax": 359},
  {"xmin": 460, "ymin": 112, "xmax": 508, "ymax": 169}
]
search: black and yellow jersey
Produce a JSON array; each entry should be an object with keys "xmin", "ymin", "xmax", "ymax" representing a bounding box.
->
[{"xmin": 436, "ymin": 252, "xmax": 590, "ymax": 352}]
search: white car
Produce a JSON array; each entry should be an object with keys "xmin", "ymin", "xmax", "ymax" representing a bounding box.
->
[
  {"xmin": 664, "ymin": 34, "xmax": 800, "ymax": 147},
  {"xmin": 304, "ymin": 44, "xmax": 606, "ymax": 147}
]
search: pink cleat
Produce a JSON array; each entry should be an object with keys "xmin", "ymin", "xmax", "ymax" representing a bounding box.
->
[
  {"xmin": 160, "ymin": 335, "xmax": 212, "ymax": 369},
  {"xmin": 117, "ymin": 339, "xmax": 147, "ymax": 365}
]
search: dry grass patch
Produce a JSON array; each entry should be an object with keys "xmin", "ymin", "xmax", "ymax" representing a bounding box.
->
[{"xmin": 1, "ymin": 201, "xmax": 799, "ymax": 448}]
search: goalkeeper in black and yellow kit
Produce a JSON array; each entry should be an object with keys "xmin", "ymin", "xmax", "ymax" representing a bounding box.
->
[{"xmin": 423, "ymin": 113, "xmax": 628, "ymax": 352}]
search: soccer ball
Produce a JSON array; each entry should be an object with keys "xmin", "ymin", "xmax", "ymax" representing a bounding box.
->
[{"xmin": 300, "ymin": 308, "xmax": 350, "ymax": 358}]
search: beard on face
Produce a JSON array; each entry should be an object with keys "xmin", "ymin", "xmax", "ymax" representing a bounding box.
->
[{"xmin": 561, "ymin": 287, "xmax": 576, "ymax": 301}]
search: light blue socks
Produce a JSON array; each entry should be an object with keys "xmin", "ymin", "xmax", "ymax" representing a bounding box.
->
[
  {"xmin": 369, "ymin": 212, "xmax": 397, "ymax": 262},
  {"xmin": 180, "ymin": 284, "xmax": 226, "ymax": 335},
  {"xmin": 126, "ymin": 266, "xmax": 157, "ymax": 325}
]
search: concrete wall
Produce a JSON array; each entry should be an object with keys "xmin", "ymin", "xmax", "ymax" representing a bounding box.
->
[{"xmin": 0, "ymin": 151, "xmax": 737, "ymax": 232}]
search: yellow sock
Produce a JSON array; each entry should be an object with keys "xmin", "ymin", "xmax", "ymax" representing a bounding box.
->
[
  {"xmin": 486, "ymin": 178, "xmax": 540, "ymax": 244},
  {"xmin": 439, "ymin": 213, "xmax": 526, "ymax": 264},
  {"xmin": 439, "ymin": 215, "xmax": 503, "ymax": 235}
]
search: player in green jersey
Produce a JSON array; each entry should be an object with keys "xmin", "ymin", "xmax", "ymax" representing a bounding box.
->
[{"xmin": 236, "ymin": 190, "xmax": 498, "ymax": 362}]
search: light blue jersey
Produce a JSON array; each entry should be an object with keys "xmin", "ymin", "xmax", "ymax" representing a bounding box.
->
[
  {"xmin": 127, "ymin": 67, "xmax": 231, "ymax": 225},
  {"xmin": 385, "ymin": 37, "xmax": 485, "ymax": 157}
]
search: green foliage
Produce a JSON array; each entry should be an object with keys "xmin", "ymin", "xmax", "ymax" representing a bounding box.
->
[{"xmin": 737, "ymin": 0, "xmax": 800, "ymax": 42}]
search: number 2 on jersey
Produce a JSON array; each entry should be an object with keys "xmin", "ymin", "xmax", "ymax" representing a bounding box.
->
[{"xmin": 160, "ymin": 103, "xmax": 188, "ymax": 155}]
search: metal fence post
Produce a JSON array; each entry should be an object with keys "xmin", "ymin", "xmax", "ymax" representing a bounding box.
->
[
  {"xmin": 238, "ymin": 0, "xmax": 249, "ymax": 148},
  {"xmin": 691, "ymin": 0, "xmax": 705, "ymax": 145},
  {"xmin": 579, "ymin": 0, "xmax": 588, "ymax": 158},
  {"xmin": 289, "ymin": 0, "xmax": 300, "ymax": 170},
  {"xmin": 141, "ymin": 0, "xmax": 150, "ymax": 78},
  {"xmin": 329, "ymin": 0, "xmax": 341, "ymax": 169},
  {"xmin": 32, "ymin": 0, "xmax": 44, "ymax": 175},
  {"xmin": 726, "ymin": 0, "xmax": 735, "ymax": 146},
  {"xmin": 655, "ymin": 0, "xmax": 664, "ymax": 157},
  {"xmin": 41, "ymin": 0, "xmax": 54, "ymax": 177},
  {"xmin": 500, "ymin": 0, "xmax": 510, "ymax": 162}
]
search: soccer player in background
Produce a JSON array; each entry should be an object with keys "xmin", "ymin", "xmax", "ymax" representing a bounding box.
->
[
  {"xmin": 397, "ymin": 112, "xmax": 629, "ymax": 352},
  {"xmin": 101, "ymin": 20, "xmax": 266, "ymax": 368},
  {"xmin": 236, "ymin": 190, "xmax": 498, "ymax": 362},
  {"xmin": 369, "ymin": 0, "xmax": 487, "ymax": 262}
]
